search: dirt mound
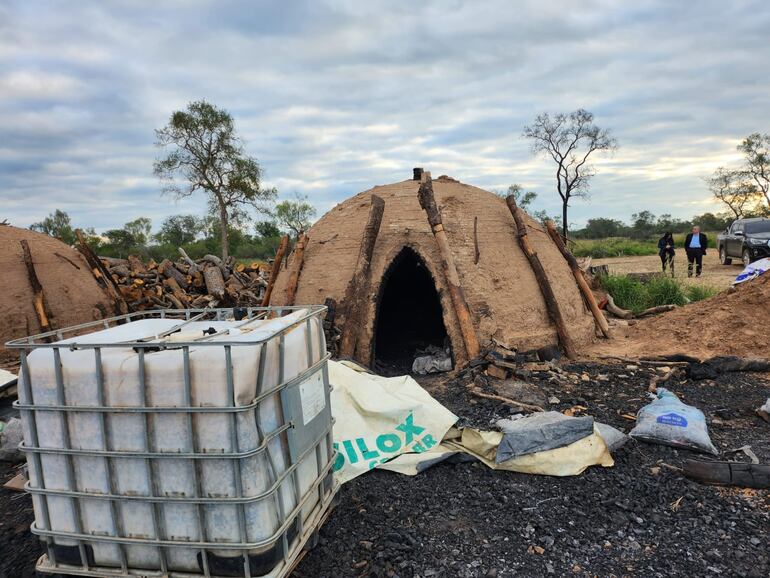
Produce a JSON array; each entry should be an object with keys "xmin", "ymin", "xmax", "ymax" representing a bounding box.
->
[
  {"xmin": 0, "ymin": 226, "xmax": 116, "ymax": 366},
  {"xmin": 596, "ymin": 274, "xmax": 770, "ymax": 359}
]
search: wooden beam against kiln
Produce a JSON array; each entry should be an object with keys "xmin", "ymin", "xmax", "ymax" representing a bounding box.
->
[
  {"xmin": 545, "ymin": 220, "xmax": 610, "ymax": 338},
  {"xmin": 20, "ymin": 240, "xmax": 54, "ymax": 337},
  {"xmin": 505, "ymin": 196, "xmax": 577, "ymax": 359},
  {"xmin": 418, "ymin": 176, "xmax": 481, "ymax": 361},
  {"xmin": 261, "ymin": 234, "xmax": 290, "ymax": 307},
  {"xmin": 285, "ymin": 232, "xmax": 309, "ymax": 306},
  {"xmin": 338, "ymin": 194, "xmax": 385, "ymax": 359}
]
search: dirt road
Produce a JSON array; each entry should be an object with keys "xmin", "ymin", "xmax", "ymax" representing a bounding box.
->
[{"xmin": 593, "ymin": 252, "xmax": 741, "ymax": 290}]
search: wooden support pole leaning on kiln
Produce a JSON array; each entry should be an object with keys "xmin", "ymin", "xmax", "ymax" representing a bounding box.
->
[
  {"xmin": 545, "ymin": 220, "xmax": 610, "ymax": 338},
  {"xmin": 74, "ymin": 229, "xmax": 129, "ymax": 315},
  {"xmin": 505, "ymin": 196, "xmax": 577, "ymax": 359},
  {"xmin": 261, "ymin": 234, "xmax": 290, "ymax": 307},
  {"xmin": 418, "ymin": 177, "xmax": 481, "ymax": 360},
  {"xmin": 338, "ymin": 194, "xmax": 385, "ymax": 359},
  {"xmin": 20, "ymin": 240, "xmax": 54, "ymax": 337},
  {"xmin": 285, "ymin": 232, "xmax": 310, "ymax": 306}
]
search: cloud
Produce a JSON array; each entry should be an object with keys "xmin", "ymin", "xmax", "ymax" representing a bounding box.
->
[{"xmin": 1, "ymin": 0, "xmax": 769, "ymax": 233}]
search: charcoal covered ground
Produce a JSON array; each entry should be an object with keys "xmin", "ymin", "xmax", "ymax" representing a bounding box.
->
[
  {"xmin": 1, "ymin": 363, "xmax": 768, "ymax": 578},
  {"xmin": 294, "ymin": 362, "xmax": 770, "ymax": 578}
]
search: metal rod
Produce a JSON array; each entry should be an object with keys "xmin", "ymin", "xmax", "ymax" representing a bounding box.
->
[
  {"xmin": 138, "ymin": 349, "xmax": 168, "ymax": 574},
  {"xmin": 53, "ymin": 348, "xmax": 89, "ymax": 569},
  {"xmin": 15, "ymin": 355, "xmax": 331, "ymax": 415},
  {"xmin": 19, "ymin": 351, "xmax": 56, "ymax": 565},
  {"xmin": 182, "ymin": 347, "xmax": 210, "ymax": 577},
  {"xmin": 95, "ymin": 348, "xmax": 128, "ymax": 572},
  {"xmin": 224, "ymin": 346, "xmax": 251, "ymax": 577}
]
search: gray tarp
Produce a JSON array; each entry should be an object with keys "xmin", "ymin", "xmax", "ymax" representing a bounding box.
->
[{"xmin": 495, "ymin": 411, "xmax": 595, "ymax": 463}]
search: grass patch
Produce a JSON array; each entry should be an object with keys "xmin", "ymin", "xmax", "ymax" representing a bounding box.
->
[
  {"xmin": 571, "ymin": 231, "xmax": 721, "ymax": 259},
  {"xmin": 599, "ymin": 274, "xmax": 718, "ymax": 314},
  {"xmin": 686, "ymin": 284, "xmax": 719, "ymax": 302},
  {"xmin": 572, "ymin": 238, "xmax": 657, "ymax": 258}
]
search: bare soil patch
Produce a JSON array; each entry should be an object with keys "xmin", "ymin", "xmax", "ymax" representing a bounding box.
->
[
  {"xmin": 590, "ymin": 274, "xmax": 770, "ymax": 360},
  {"xmin": 593, "ymin": 252, "xmax": 740, "ymax": 291}
]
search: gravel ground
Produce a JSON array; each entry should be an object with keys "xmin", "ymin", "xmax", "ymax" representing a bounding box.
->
[
  {"xmin": 1, "ymin": 362, "xmax": 768, "ymax": 578},
  {"xmin": 294, "ymin": 362, "xmax": 770, "ymax": 578}
]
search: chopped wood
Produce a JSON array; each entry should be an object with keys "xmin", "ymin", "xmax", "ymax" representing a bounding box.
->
[
  {"xmin": 127, "ymin": 254, "xmax": 147, "ymax": 275},
  {"xmin": 637, "ymin": 304, "xmax": 678, "ymax": 317},
  {"xmin": 505, "ymin": 196, "xmax": 577, "ymax": 359},
  {"xmin": 473, "ymin": 216, "xmax": 480, "ymax": 265},
  {"xmin": 605, "ymin": 293, "xmax": 633, "ymax": 319},
  {"xmin": 203, "ymin": 266, "xmax": 226, "ymax": 300},
  {"xmin": 683, "ymin": 459, "xmax": 770, "ymax": 489},
  {"xmin": 545, "ymin": 220, "xmax": 610, "ymax": 338},
  {"xmin": 339, "ymin": 195, "xmax": 385, "ymax": 359},
  {"xmin": 419, "ymin": 177, "xmax": 481, "ymax": 361},
  {"xmin": 98, "ymin": 249, "xmax": 270, "ymax": 312},
  {"xmin": 158, "ymin": 259, "xmax": 189, "ymax": 289}
]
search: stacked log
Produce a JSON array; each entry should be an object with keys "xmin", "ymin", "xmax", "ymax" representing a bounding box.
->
[{"xmin": 103, "ymin": 252, "xmax": 269, "ymax": 311}]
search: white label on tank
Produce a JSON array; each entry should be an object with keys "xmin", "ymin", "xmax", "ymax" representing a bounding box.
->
[{"xmin": 299, "ymin": 371, "xmax": 326, "ymax": 425}]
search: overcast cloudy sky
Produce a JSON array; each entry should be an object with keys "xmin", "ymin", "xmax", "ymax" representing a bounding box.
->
[{"xmin": 1, "ymin": 0, "xmax": 768, "ymax": 232}]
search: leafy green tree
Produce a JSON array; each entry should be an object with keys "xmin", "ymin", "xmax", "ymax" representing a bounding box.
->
[
  {"xmin": 103, "ymin": 229, "xmax": 137, "ymax": 258},
  {"xmin": 629, "ymin": 210, "xmax": 657, "ymax": 239},
  {"xmin": 30, "ymin": 209, "xmax": 76, "ymax": 245},
  {"xmin": 255, "ymin": 220, "xmax": 281, "ymax": 239},
  {"xmin": 498, "ymin": 184, "xmax": 537, "ymax": 209},
  {"xmin": 523, "ymin": 109, "xmax": 617, "ymax": 238},
  {"xmin": 154, "ymin": 100, "xmax": 276, "ymax": 260},
  {"xmin": 124, "ymin": 217, "xmax": 152, "ymax": 247},
  {"xmin": 155, "ymin": 214, "xmax": 202, "ymax": 246},
  {"xmin": 582, "ymin": 217, "xmax": 624, "ymax": 238},
  {"xmin": 273, "ymin": 194, "xmax": 316, "ymax": 238}
]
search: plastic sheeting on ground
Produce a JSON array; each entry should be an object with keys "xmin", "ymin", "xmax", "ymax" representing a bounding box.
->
[
  {"xmin": 329, "ymin": 361, "xmax": 616, "ymax": 482},
  {"xmin": 629, "ymin": 388, "xmax": 718, "ymax": 455},
  {"xmin": 734, "ymin": 257, "xmax": 770, "ymax": 284},
  {"xmin": 329, "ymin": 360, "xmax": 459, "ymax": 484}
]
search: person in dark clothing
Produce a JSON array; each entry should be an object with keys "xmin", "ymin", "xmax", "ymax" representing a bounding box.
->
[
  {"xmin": 657, "ymin": 232, "xmax": 675, "ymax": 276},
  {"xmin": 684, "ymin": 225, "xmax": 708, "ymax": 277}
]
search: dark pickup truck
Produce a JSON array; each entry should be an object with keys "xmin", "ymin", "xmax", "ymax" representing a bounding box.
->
[{"xmin": 717, "ymin": 217, "xmax": 770, "ymax": 266}]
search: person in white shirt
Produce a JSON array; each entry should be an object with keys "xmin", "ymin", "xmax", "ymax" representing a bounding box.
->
[{"xmin": 684, "ymin": 226, "xmax": 708, "ymax": 277}]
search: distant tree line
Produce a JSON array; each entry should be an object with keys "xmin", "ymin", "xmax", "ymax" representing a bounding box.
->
[
  {"xmin": 29, "ymin": 198, "xmax": 315, "ymax": 261},
  {"xmin": 570, "ymin": 211, "xmax": 733, "ymax": 240}
]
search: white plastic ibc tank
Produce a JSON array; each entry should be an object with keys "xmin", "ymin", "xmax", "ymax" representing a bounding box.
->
[{"xmin": 14, "ymin": 307, "xmax": 337, "ymax": 578}]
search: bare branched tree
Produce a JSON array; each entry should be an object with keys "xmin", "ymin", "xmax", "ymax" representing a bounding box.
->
[
  {"xmin": 707, "ymin": 167, "xmax": 760, "ymax": 219},
  {"xmin": 523, "ymin": 109, "xmax": 617, "ymax": 237},
  {"xmin": 737, "ymin": 133, "xmax": 770, "ymax": 209},
  {"xmin": 154, "ymin": 100, "xmax": 276, "ymax": 259}
]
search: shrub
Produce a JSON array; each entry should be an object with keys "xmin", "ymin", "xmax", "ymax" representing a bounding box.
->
[
  {"xmin": 572, "ymin": 238, "xmax": 657, "ymax": 258},
  {"xmin": 686, "ymin": 284, "xmax": 719, "ymax": 302},
  {"xmin": 599, "ymin": 274, "xmax": 718, "ymax": 314}
]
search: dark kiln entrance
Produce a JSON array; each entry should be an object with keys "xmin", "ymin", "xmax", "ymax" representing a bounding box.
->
[{"xmin": 373, "ymin": 247, "xmax": 450, "ymax": 375}]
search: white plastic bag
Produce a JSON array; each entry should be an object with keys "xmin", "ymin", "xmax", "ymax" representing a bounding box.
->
[{"xmin": 629, "ymin": 388, "xmax": 718, "ymax": 455}]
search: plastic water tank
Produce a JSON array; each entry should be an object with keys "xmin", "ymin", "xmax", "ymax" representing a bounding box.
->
[{"xmin": 10, "ymin": 306, "xmax": 337, "ymax": 578}]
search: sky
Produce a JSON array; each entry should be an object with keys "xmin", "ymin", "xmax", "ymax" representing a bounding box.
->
[{"xmin": 1, "ymin": 0, "xmax": 768, "ymax": 233}]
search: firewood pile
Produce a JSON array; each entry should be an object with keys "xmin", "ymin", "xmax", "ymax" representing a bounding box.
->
[{"xmin": 102, "ymin": 249, "xmax": 269, "ymax": 311}]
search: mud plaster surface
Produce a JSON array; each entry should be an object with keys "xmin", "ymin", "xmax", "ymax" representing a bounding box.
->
[
  {"xmin": 0, "ymin": 226, "xmax": 114, "ymax": 364},
  {"xmin": 272, "ymin": 176, "xmax": 596, "ymax": 365}
]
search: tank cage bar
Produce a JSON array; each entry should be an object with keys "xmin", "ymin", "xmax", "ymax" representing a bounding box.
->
[{"xmin": 13, "ymin": 306, "xmax": 339, "ymax": 578}]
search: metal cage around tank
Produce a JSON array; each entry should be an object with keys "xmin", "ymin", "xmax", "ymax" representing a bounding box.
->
[{"xmin": 7, "ymin": 306, "xmax": 339, "ymax": 578}]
